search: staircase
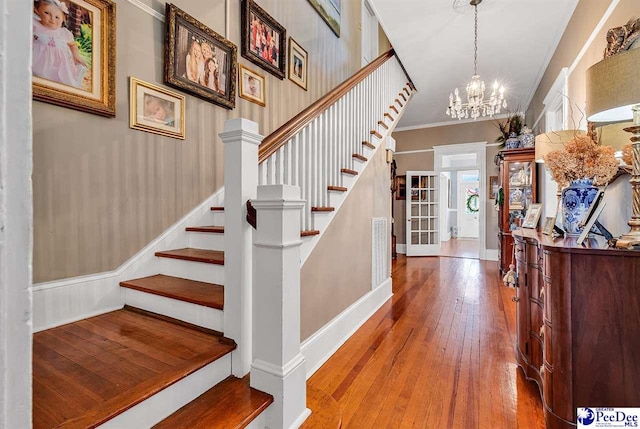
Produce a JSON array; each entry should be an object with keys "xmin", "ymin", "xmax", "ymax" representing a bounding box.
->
[{"xmin": 32, "ymin": 50, "xmax": 414, "ymax": 428}]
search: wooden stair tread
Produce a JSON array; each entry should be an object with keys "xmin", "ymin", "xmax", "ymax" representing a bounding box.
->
[
  {"xmin": 370, "ymin": 130, "xmax": 383, "ymax": 139},
  {"xmin": 301, "ymin": 386, "xmax": 342, "ymax": 429},
  {"xmin": 341, "ymin": 168, "xmax": 358, "ymax": 176},
  {"xmin": 210, "ymin": 206, "xmax": 224, "ymax": 211},
  {"xmin": 327, "ymin": 186, "xmax": 347, "ymax": 192},
  {"xmin": 311, "ymin": 207, "xmax": 335, "ymax": 212},
  {"xmin": 377, "ymin": 120, "xmax": 389, "ymax": 130},
  {"xmin": 301, "ymin": 230, "xmax": 320, "ymax": 237},
  {"xmin": 352, "ymin": 153, "xmax": 367, "ymax": 162},
  {"xmin": 153, "ymin": 375, "xmax": 273, "ymax": 429},
  {"xmin": 362, "ymin": 141, "xmax": 375, "ymax": 150},
  {"xmin": 33, "ymin": 307, "xmax": 235, "ymax": 429},
  {"xmin": 186, "ymin": 225, "xmax": 224, "ymax": 233},
  {"xmin": 155, "ymin": 248, "xmax": 224, "ymax": 265},
  {"xmin": 389, "ymin": 105, "xmax": 399, "ymax": 114},
  {"xmin": 120, "ymin": 274, "xmax": 224, "ymax": 310}
]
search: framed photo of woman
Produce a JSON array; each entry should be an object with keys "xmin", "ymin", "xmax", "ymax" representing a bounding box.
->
[
  {"xmin": 32, "ymin": 0, "xmax": 116, "ymax": 117},
  {"xmin": 288, "ymin": 37, "xmax": 308, "ymax": 90},
  {"xmin": 129, "ymin": 77, "xmax": 185, "ymax": 139},
  {"xmin": 241, "ymin": 0, "xmax": 286, "ymax": 79},
  {"xmin": 164, "ymin": 3, "xmax": 237, "ymax": 109}
]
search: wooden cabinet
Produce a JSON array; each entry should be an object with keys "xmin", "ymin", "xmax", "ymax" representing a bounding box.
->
[
  {"xmin": 496, "ymin": 148, "xmax": 537, "ymax": 274},
  {"xmin": 513, "ymin": 229, "xmax": 640, "ymax": 429}
]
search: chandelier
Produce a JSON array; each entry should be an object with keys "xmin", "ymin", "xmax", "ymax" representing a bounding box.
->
[{"xmin": 446, "ymin": 0, "xmax": 507, "ymax": 120}]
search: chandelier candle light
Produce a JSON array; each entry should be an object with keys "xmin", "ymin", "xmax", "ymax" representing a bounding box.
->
[{"xmin": 447, "ymin": 0, "xmax": 507, "ymax": 120}]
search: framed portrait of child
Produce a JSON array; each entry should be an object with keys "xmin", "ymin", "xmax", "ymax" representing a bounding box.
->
[
  {"xmin": 238, "ymin": 65, "xmax": 266, "ymax": 107},
  {"xmin": 129, "ymin": 77, "xmax": 186, "ymax": 139},
  {"xmin": 241, "ymin": 0, "xmax": 286, "ymax": 79},
  {"xmin": 164, "ymin": 3, "xmax": 237, "ymax": 109},
  {"xmin": 32, "ymin": 0, "xmax": 116, "ymax": 117}
]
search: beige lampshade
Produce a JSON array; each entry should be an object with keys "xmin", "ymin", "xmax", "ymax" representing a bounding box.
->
[
  {"xmin": 534, "ymin": 130, "xmax": 585, "ymax": 162},
  {"xmin": 586, "ymin": 47, "xmax": 640, "ymax": 122},
  {"xmin": 597, "ymin": 121, "xmax": 634, "ymax": 151}
]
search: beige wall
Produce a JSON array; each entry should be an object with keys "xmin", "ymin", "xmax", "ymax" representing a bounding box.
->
[
  {"xmin": 34, "ymin": 0, "xmax": 368, "ymax": 282},
  {"xmin": 301, "ymin": 144, "xmax": 391, "ymax": 340},
  {"xmin": 392, "ymin": 121, "xmax": 500, "ymax": 249},
  {"xmin": 526, "ymin": 0, "xmax": 638, "ymax": 130}
]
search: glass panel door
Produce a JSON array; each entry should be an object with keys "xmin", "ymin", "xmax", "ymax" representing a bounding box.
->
[
  {"xmin": 406, "ymin": 171, "xmax": 440, "ymax": 256},
  {"xmin": 506, "ymin": 161, "xmax": 534, "ymax": 230}
]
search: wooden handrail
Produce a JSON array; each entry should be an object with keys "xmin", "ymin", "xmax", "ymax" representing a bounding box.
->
[{"xmin": 259, "ymin": 49, "xmax": 398, "ymax": 164}]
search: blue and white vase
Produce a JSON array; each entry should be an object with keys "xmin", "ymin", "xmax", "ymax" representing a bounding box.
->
[
  {"xmin": 505, "ymin": 132, "xmax": 520, "ymax": 149},
  {"xmin": 519, "ymin": 125, "xmax": 535, "ymax": 148},
  {"xmin": 561, "ymin": 178, "xmax": 599, "ymax": 236}
]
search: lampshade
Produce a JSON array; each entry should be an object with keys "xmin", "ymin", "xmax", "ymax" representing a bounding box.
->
[
  {"xmin": 586, "ymin": 47, "xmax": 640, "ymax": 122},
  {"xmin": 597, "ymin": 122, "xmax": 635, "ymax": 152},
  {"xmin": 534, "ymin": 130, "xmax": 585, "ymax": 163}
]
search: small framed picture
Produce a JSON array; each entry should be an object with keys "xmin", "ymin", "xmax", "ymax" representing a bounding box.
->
[
  {"xmin": 542, "ymin": 217, "xmax": 556, "ymax": 236},
  {"xmin": 489, "ymin": 175, "xmax": 499, "ymax": 199},
  {"xmin": 32, "ymin": 0, "xmax": 116, "ymax": 117},
  {"xmin": 164, "ymin": 3, "xmax": 237, "ymax": 109},
  {"xmin": 130, "ymin": 77, "xmax": 185, "ymax": 139},
  {"xmin": 522, "ymin": 203, "xmax": 543, "ymax": 229},
  {"xmin": 395, "ymin": 176, "xmax": 406, "ymax": 200},
  {"xmin": 288, "ymin": 37, "xmax": 308, "ymax": 90},
  {"xmin": 241, "ymin": 0, "xmax": 287, "ymax": 79},
  {"xmin": 238, "ymin": 64, "xmax": 266, "ymax": 106}
]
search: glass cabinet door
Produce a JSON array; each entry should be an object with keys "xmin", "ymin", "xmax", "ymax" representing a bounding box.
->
[{"xmin": 506, "ymin": 161, "xmax": 533, "ymax": 231}]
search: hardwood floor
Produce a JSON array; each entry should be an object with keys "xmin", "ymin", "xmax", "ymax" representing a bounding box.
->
[
  {"xmin": 307, "ymin": 255, "xmax": 545, "ymax": 429},
  {"xmin": 440, "ymin": 238, "xmax": 480, "ymax": 259}
]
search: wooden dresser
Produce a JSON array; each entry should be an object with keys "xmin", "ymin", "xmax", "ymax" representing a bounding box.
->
[{"xmin": 512, "ymin": 229, "xmax": 640, "ymax": 429}]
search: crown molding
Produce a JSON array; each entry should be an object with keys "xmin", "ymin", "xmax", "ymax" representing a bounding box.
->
[{"xmin": 394, "ymin": 112, "xmax": 517, "ymax": 133}]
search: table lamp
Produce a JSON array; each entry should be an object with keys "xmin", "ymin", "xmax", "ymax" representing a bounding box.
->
[{"xmin": 586, "ymin": 47, "xmax": 640, "ymax": 249}]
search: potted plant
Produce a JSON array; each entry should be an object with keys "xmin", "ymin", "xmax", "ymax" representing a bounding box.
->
[{"xmin": 495, "ymin": 113, "xmax": 524, "ymax": 148}]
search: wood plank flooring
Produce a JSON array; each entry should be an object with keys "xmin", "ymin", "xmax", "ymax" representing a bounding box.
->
[
  {"xmin": 307, "ymin": 255, "xmax": 545, "ymax": 429},
  {"xmin": 33, "ymin": 307, "xmax": 235, "ymax": 429}
]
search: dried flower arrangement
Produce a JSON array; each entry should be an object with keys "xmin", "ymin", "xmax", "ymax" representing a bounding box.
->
[{"xmin": 544, "ymin": 134, "xmax": 619, "ymax": 187}]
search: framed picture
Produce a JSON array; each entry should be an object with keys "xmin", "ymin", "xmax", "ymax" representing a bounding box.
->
[
  {"xmin": 541, "ymin": 217, "xmax": 556, "ymax": 236},
  {"xmin": 238, "ymin": 64, "xmax": 266, "ymax": 106},
  {"xmin": 32, "ymin": 0, "xmax": 116, "ymax": 117},
  {"xmin": 288, "ymin": 37, "xmax": 308, "ymax": 90},
  {"xmin": 129, "ymin": 77, "xmax": 185, "ymax": 139},
  {"xmin": 395, "ymin": 176, "xmax": 406, "ymax": 200},
  {"xmin": 241, "ymin": 0, "xmax": 286, "ymax": 79},
  {"xmin": 522, "ymin": 203, "xmax": 543, "ymax": 229},
  {"xmin": 164, "ymin": 3, "xmax": 237, "ymax": 109},
  {"xmin": 307, "ymin": 0, "xmax": 341, "ymax": 37},
  {"xmin": 489, "ymin": 176, "xmax": 499, "ymax": 199}
]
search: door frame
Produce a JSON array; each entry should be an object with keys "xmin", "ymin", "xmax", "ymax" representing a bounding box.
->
[
  {"xmin": 405, "ymin": 170, "xmax": 440, "ymax": 256},
  {"xmin": 433, "ymin": 142, "xmax": 487, "ymax": 259}
]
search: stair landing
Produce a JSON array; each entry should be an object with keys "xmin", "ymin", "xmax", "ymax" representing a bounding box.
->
[{"xmin": 33, "ymin": 307, "xmax": 235, "ymax": 429}]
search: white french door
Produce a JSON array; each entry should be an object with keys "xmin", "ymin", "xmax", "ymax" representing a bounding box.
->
[{"xmin": 406, "ymin": 171, "xmax": 440, "ymax": 256}]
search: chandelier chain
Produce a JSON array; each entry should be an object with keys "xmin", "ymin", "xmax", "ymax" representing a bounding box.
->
[{"xmin": 474, "ymin": 3, "xmax": 478, "ymax": 76}]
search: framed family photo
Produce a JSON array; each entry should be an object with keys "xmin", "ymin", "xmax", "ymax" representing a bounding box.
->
[
  {"xmin": 241, "ymin": 0, "xmax": 286, "ymax": 79},
  {"xmin": 288, "ymin": 37, "xmax": 308, "ymax": 90},
  {"xmin": 307, "ymin": 0, "xmax": 341, "ymax": 37},
  {"xmin": 32, "ymin": 0, "xmax": 116, "ymax": 117},
  {"xmin": 129, "ymin": 77, "xmax": 185, "ymax": 139},
  {"xmin": 238, "ymin": 64, "xmax": 266, "ymax": 107},
  {"xmin": 164, "ymin": 3, "xmax": 237, "ymax": 109}
]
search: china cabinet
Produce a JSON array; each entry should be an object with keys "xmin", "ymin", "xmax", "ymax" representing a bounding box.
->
[{"xmin": 495, "ymin": 147, "xmax": 537, "ymax": 274}]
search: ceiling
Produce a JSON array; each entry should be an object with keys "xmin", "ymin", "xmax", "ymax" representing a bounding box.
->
[{"xmin": 369, "ymin": 0, "xmax": 579, "ymax": 129}]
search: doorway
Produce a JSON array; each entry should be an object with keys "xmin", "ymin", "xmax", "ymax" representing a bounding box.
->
[{"xmin": 434, "ymin": 142, "xmax": 487, "ymax": 260}]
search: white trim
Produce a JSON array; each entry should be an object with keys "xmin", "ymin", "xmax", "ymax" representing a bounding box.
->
[
  {"xmin": 395, "ymin": 113, "xmax": 511, "ymax": 132},
  {"xmin": 484, "ymin": 249, "xmax": 499, "ymax": 261},
  {"xmin": 533, "ymin": 68, "xmax": 569, "ymax": 131},
  {"xmin": 124, "ymin": 0, "xmax": 164, "ymax": 21},
  {"xmin": 301, "ymin": 277, "xmax": 393, "ymax": 378},
  {"xmin": 394, "ymin": 148, "xmax": 434, "ymax": 155},
  {"xmin": 35, "ymin": 305, "xmax": 124, "ymax": 333},
  {"xmin": 252, "ymin": 354, "xmax": 306, "ymax": 379},
  {"xmin": 567, "ymin": 0, "xmax": 620, "ymax": 77},
  {"xmin": 396, "ymin": 244, "xmax": 407, "ymax": 254}
]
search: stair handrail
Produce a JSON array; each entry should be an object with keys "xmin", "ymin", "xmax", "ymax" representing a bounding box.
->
[{"xmin": 258, "ymin": 49, "xmax": 412, "ymax": 163}]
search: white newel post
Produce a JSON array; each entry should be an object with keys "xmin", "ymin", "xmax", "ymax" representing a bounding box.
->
[
  {"xmin": 220, "ymin": 118, "xmax": 262, "ymax": 377},
  {"xmin": 251, "ymin": 185, "xmax": 310, "ymax": 429}
]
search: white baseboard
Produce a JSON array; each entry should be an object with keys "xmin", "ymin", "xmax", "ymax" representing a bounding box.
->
[
  {"xmin": 301, "ymin": 277, "xmax": 393, "ymax": 378},
  {"xmin": 396, "ymin": 244, "xmax": 406, "ymax": 254},
  {"xmin": 484, "ymin": 249, "xmax": 499, "ymax": 261},
  {"xmin": 32, "ymin": 188, "xmax": 225, "ymax": 332}
]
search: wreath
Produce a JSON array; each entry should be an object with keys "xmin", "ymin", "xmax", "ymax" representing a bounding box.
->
[{"xmin": 466, "ymin": 192, "xmax": 479, "ymax": 213}]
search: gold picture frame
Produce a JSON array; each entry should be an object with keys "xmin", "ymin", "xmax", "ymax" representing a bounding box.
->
[
  {"xmin": 32, "ymin": 0, "xmax": 116, "ymax": 117},
  {"xmin": 288, "ymin": 37, "xmax": 308, "ymax": 90},
  {"xmin": 307, "ymin": 0, "xmax": 340, "ymax": 37},
  {"xmin": 542, "ymin": 216, "xmax": 556, "ymax": 236},
  {"xmin": 238, "ymin": 64, "xmax": 266, "ymax": 107},
  {"xmin": 129, "ymin": 77, "xmax": 185, "ymax": 140},
  {"xmin": 164, "ymin": 3, "xmax": 237, "ymax": 109},
  {"xmin": 522, "ymin": 203, "xmax": 543, "ymax": 229},
  {"xmin": 489, "ymin": 175, "xmax": 499, "ymax": 199}
]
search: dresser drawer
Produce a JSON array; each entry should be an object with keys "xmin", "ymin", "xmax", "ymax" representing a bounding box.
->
[
  {"xmin": 515, "ymin": 241, "xmax": 525, "ymax": 263},
  {"xmin": 530, "ymin": 301, "xmax": 543, "ymax": 339},
  {"xmin": 542, "ymin": 281, "xmax": 552, "ymax": 324},
  {"xmin": 543, "ymin": 322, "xmax": 552, "ymax": 366}
]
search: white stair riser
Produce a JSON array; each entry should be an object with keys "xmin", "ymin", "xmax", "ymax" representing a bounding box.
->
[
  {"xmin": 300, "ymin": 237, "xmax": 317, "ymax": 263},
  {"xmin": 159, "ymin": 258, "xmax": 225, "ymax": 285},
  {"xmin": 97, "ymin": 354, "xmax": 232, "ymax": 429},
  {"xmin": 124, "ymin": 288, "xmax": 224, "ymax": 332},
  {"xmin": 312, "ymin": 212, "xmax": 333, "ymax": 232},
  {"xmin": 188, "ymin": 232, "xmax": 225, "ymax": 251},
  {"xmin": 328, "ymin": 191, "xmax": 346, "ymax": 209},
  {"xmin": 211, "ymin": 212, "xmax": 225, "ymax": 225},
  {"xmin": 341, "ymin": 174, "xmax": 357, "ymax": 189}
]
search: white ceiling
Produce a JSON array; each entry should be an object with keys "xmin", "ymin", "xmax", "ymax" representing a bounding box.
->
[{"xmin": 369, "ymin": 0, "xmax": 579, "ymax": 129}]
